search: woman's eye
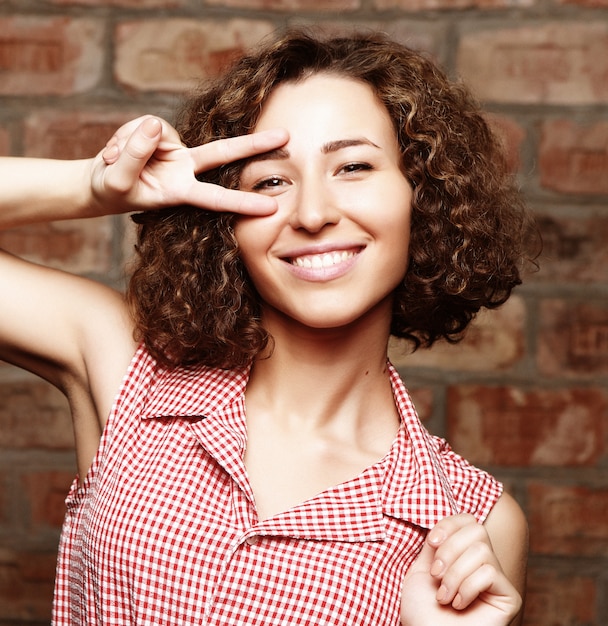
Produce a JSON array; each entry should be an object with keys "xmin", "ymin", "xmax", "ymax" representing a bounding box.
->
[
  {"xmin": 338, "ymin": 162, "xmax": 373, "ymax": 175},
  {"xmin": 252, "ymin": 176, "xmax": 286, "ymax": 191}
]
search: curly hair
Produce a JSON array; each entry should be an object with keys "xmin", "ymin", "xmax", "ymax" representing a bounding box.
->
[{"xmin": 127, "ymin": 28, "xmax": 535, "ymax": 369}]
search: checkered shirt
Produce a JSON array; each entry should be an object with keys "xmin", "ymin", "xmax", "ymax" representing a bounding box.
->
[{"xmin": 53, "ymin": 344, "xmax": 502, "ymax": 625}]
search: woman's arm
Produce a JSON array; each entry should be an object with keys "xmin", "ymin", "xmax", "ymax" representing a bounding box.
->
[
  {"xmin": 483, "ymin": 491, "xmax": 529, "ymax": 626},
  {"xmin": 400, "ymin": 492, "xmax": 528, "ymax": 626},
  {"xmin": 0, "ymin": 115, "xmax": 289, "ymax": 476},
  {"xmin": 1, "ymin": 115, "xmax": 290, "ymax": 381},
  {"xmin": 0, "ymin": 157, "xmax": 96, "ymax": 228}
]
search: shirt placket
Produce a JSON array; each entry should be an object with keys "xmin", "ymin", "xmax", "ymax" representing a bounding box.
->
[{"xmin": 188, "ymin": 402, "xmax": 268, "ymax": 619}]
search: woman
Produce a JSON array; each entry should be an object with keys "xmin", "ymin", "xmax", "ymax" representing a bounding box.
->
[{"xmin": 1, "ymin": 29, "xmax": 530, "ymax": 625}]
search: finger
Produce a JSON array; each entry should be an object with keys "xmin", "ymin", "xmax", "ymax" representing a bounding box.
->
[
  {"xmin": 101, "ymin": 115, "xmax": 153, "ymax": 164},
  {"xmin": 189, "ymin": 128, "xmax": 289, "ymax": 172},
  {"xmin": 428, "ymin": 516, "xmax": 488, "ymax": 572},
  {"xmin": 102, "ymin": 141, "xmax": 120, "ymax": 165},
  {"xmin": 453, "ymin": 564, "xmax": 521, "ymax": 617},
  {"xmin": 188, "ymin": 182, "xmax": 278, "ymax": 215},
  {"xmin": 451, "ymin": 563, "xmax": 499, "ymax": 609},
  {"xmin": 434, "ymin": 539, "xmax": 493, "ymax": 605},
  {"xmin": 428, "ymin": 515, "xmax": 485, "ymax": 581},
  {"xmin": 427, "ymin": 513, "xmax": 478, "ymax": 548},
  {"xmin": 103, "ymin": 117, "xmax": 163, "ymax": 194}
]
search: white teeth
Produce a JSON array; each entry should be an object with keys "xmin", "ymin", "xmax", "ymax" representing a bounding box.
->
[{"xmin": 292, "ymin": 250, "xmax": 354, "ymax": 268}]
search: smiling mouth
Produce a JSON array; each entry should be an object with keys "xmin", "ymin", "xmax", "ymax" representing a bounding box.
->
[{"xmin": 289, "ymin": 250, "xmax": 358, "ymax": 269}]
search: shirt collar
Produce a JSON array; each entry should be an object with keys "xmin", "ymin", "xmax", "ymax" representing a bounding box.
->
[
  {"xmin": 383, "ymin": 363, "xmax": 460, "ymax": 528},
  {"xmin": 139, "ymin": 359, "xmax": 459, "ymax": 531}
]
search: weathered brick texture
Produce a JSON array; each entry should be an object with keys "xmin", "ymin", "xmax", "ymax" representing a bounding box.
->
[
  {"xmin": 390, "ymin": 296, "xmax": 526, "ymax": 372},
  {"xmin": 538, "ymin": 299, "xmax": 608, "ymax": 378},
  {"xmin": 115, "ymin": 19, "xmax": 276, "ymax": 92},
  {"xmin": 21, "ymin": 471, "xmax": 74, "ymax": 531},
  {"xmin": 0, "ymin": 128, "xmax": 9, "ymax": 157},
  {"xmin": 533, "ymin": 213, "xmax": 608, "ymax": 284},
  {"xmin": 207, "ymin": 0, "xmax": 360, "ymax": 9},
  {"xmin": 457, "ymin": 23, "xmax": 608, "ymax": 104},
  {"xmin": 539, "ymin": 119, "xmax": 608, "ymax": 195},
  {"xmin": 528, "ymin": 483, "xmax": 608, "ymax": 557},
  {"xmin": 375, "ymin": 0, "xmax": 533, "ymax": 8},
  {"xmin": 523, "ymin": 569, "xmax": 598, "ymax": 626},
  {"xmin": 0, "ymin": 17, "xmax": 104, "ymax": 95},
  {"xmin": 24, "ymin": 110, "xmax": 140, "ymax": 160},
  {"xmin": 0, "ymin": 382, "xmax": 72, "ymax": 450},
  {"xmin": 0, "ymin": 219, "xmax": 114, "ymax": 274},
  {"xmin": 447, "ymin": 385, "xmax": 608, "ymax": 466},
  {"xmin": 50, "ymin": 0, "xmax": 185, "ymax": 5},
  {"xmin": 0, "ymin": 550, "xmax": 57, "ymax": 623},
  {"xmin": 1, "ymin": 1, "xmax": 608, "ymax": 624},
  {"xmin": 486, "ymin": 113, "xmax": 526, "ymax": 173},
  {"xmin": 559, "ymin": 0, "xmax": 608, "ymax": 6}
]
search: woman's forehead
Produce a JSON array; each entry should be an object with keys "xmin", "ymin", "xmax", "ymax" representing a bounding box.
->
[{"xmin": 255, "ymin": 73, "xmax": 394, "ymax": 135}]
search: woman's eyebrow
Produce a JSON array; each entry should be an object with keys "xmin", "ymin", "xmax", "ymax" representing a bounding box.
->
[
  {"xmin": 242, "ymin": 138, "xmax": 380, "ymax": 166},
  {"xmin": 245, "ymin": 147, "xmax": 290, "ymax": 164},
  {"xmin": 322, "ymin": 138, "xmax": 381, "ymax": 153}
]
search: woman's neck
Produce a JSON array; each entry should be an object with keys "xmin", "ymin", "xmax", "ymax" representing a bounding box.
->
[
  {"xmin": 245, "ymin": 312, "xmax": 397, "ymax": 436},
  {"xmin": 243, "ymin": 314, "xmax": 401, "ymax": 520}
]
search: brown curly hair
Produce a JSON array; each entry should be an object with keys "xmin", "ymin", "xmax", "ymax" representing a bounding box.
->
[{"xmin": 127, "ymin": 28, "xmax": 535, "ymax": 369}]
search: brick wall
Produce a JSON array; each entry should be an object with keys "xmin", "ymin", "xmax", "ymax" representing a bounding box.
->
[{"xmin": 0, "ymin": 1, "xmax": 607, "ymax": 624}]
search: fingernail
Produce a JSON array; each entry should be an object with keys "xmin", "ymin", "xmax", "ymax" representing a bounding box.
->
[
  {"xmin": 453, "ymin": 593, "xmax": 463, "ymax": 609},
  {"xmin": 141, "ymin": 117, "xmax": 161, "ymax": 138},
  {"xmin": 430, "ymin": 559, "xmax": 444, "ymax": 577},
  {"xmin": 102, "ymin": 144, "xmax": 119, "ymax": 164},
  {"xmin": 436, "ymin": 585, "xmax": 448, "ymax": 603},
  {"xmin": 428, "ymin": 528, "xmax": 446, "ymax": 546}
]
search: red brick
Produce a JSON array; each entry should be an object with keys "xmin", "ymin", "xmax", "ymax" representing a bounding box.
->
[
  {"xmin": 0, "ymin": 126, "xmax": 9, "ymax": 156},
  {"xmin": 532, "ymin": 213, "xmax": 608, "ymax": 284},
  {"xmin": 559, "ymin": 0, "xmax": 608, "ymax": 5},
  {"xmin": 21, "ymin": 471, "xmax": 74, "ymax": 529},
  {"xmin": 539, "ymin": 119, "xmax": 608, "ymax": 195},
  {"xmin": 0, "ymin": 381, "xmax": 73, "ymax": 449},
  {"xmin": 289, "ymin": 20, "xmax": 442, "ymax": 59},
  {"xmin": 50, "ymin": 0, "xmax": 183, "ymax": 5},
  {"xmin": 0, "ymin": 549, "xmax": 56, "ymax": 622},
  {"xmin": 114, "ymin": 19, "xmax": 275, "ymax": 92},
  {"xmin": 457, "ymin": 23, "xmax": 608, "ymax": 104},
  {"xmin": 4, "ymin": 112, "xmax": 121, "ymax": 273},
  {"xmin": 407, "ymin": 387, "xmax": 433, "ymax": 423},
  {"xmin": 0, "ymin": 17, "xmax": 104, "ymax": 95},
  {"xmin": 24, "ymin": 110, "xmax": 141, "ymax": 160},
  {"xmin": 447, "ymin": 385, "xmax": 608, "ymax": 466},
  {"xmin": 538, "ymin": 299, "xmax": 608, "ymax": 377},
  {"xmin": 208, "ymin": 0, "xmax": 359, "ymax": 7},
  {"xmin": 485, "ymin": 113, "xmax": 525, "ymax": 174},
  {"xmin": 389, "ymin": 295, "xmax": 525, "ymax": 372},
  {"xmin": 0, "ymin": 218, "xmax": 114, "ymax": 274},
  {"xmin": 375, "ymin": 0, "xmax": 532, "ymax": 8},
  {"xmin": 523, "ymin": 567, "xmax": 597, "ymax": 626},
  {"xmin": 0, "ymin": 472, "xmax": 7, "ymax": 525},
  {"xmin": 528, "ymin": 483, "xmax": 608, "ymax": 557}
]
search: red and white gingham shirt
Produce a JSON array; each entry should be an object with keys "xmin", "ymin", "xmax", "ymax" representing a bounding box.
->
[{"xmin": 53, "ymin": 345, "xmax": 501, "ymax": 625}]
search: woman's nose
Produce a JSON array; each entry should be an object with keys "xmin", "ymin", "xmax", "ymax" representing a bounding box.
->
[{"xmin": 288, "ymin": 180, "xmax": 340, "ymax": 233}]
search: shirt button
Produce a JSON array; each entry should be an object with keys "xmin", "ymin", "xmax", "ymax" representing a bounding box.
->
[{"xmin": 246, "ymin": 535, "xmax": 260, "ymax": 546}]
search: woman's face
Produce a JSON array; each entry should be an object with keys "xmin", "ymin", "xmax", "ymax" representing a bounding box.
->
[{"xmin": 235, "ymin": 73, "xmax": 413, "ymax": 335}]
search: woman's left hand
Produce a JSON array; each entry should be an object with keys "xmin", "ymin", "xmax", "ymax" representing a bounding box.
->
[{"xmin": 400, "ymin": 514, "xmax": 522, "ymax": 626}]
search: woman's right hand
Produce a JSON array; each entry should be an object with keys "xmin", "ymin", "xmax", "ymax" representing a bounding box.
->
[{"xmin": 88, "ymin": 115, "xmax": 288, "ymax": 217}]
